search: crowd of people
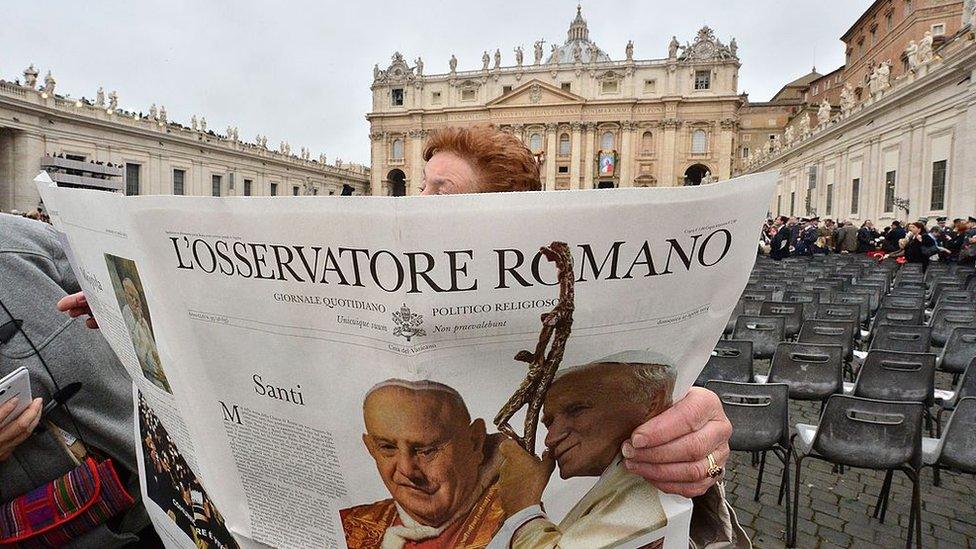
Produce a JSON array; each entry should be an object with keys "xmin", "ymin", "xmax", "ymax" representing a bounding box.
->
[
  {"xmin": 762, "ymin": 215, "xmax": 976, "ymax": 270},
  {"xmin": 139, "ymin": 395, "xmax": 235, "ymax": 548}
]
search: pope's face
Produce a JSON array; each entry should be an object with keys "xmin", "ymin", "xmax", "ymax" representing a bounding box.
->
[
  {"xmin": 420, "ymin": 152, "xmax": 481, "ymax": 195},
  {"xmin": 123, "ymin": 280, "xmax": 143, "ymax": 320},
  {"xmin": 542, "ymin": 368, "xmax": 650, "ymax": 479},
  {"xmin": 363, "ymin": 386, "xmax": 485, "ymax": 526}
]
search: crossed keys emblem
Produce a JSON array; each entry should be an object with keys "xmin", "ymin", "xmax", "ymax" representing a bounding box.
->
[
  {"xmin": 494, "ymin": 242, "xmax": 576, "ymax": 456},
  {"xmin": 392, "ymin": 304, "xmax": 426, "ymax": 342}
]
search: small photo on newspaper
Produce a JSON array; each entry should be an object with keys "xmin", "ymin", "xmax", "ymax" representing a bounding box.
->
[
  {"xmin": 104, "ymin": 253, "xmax": 172, "ymax": 393},
  {"xmin": 139, "ymin": 392, "xmax": 236, "ymax": 549}
]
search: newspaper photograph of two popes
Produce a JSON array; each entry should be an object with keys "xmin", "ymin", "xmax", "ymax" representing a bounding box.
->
[{"xmin": 37, "ymin": 172, "xmax": 775, "ymax": 549}]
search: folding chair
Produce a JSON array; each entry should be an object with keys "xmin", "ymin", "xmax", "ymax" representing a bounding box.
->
[
  {"xmin": 798, "ymin": 319, "xmax": 855, "ymax": 364},
  {"xmin": 760, "ymin": 301, "xmax": 803, "ymax": 340},
  {"xmin": 767, "ymin": 342, "xmax": 844, "ymax": 406},
  {"xmin": 870, "ymin": 325, "xmax": 932, "ymax": 354},
  {"xmin": 929, "ymin": 308, "xmax": 976, "ymax": 348},
  {"xmin": 707, "ymin": 381, "xmax": 794, "ymax": 546},
  {"xmin": 695, "ymin": 340, "xmax": 754, "ymax": 386},
  {"xmin": 939, "ymin": 327, "xmax": 976, "ymax": 383},
  {"xmin": 853, "ymin": 350, "xmax": 936, "ymax": 435},
  {"xmin": 733, "ymin": 315, "xmax": 785, "ymax": 360},
  {"xmin": 792, "ymin": 395, "xmax": 924, "ymax": 548}
]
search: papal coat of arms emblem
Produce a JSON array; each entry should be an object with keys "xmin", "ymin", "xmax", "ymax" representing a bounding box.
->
[{"xmin": 392, "ymin": 303, "xmax": 426, "ymax": 342}]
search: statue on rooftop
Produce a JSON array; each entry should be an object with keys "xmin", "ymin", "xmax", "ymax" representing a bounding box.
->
[
  {"xmin": 414, "ymin": 57, "xmax": 423, "ymax": 76},
  {"xmin": 817, "ymin": 99, "xmax": 832, "ymax": 126},
  {"xmin": 108, "ymin": 90, "xmax": 118, "ymax": 110},
  {"xmin": 23, "ymin": 65, "xmax": 38, "ymax": 89},
  {"xmin": 449, "ymin": 54, "xmax": 457, "ymax": 74},
  {"xmin": 96, "ymin": 86, "xmax": 105, "ymax": 107},
  {"xmin": 916, "ymin": 31, "xmax": 934, "ymax": 64},
  {"xmin": 534, "ymin": 40, "xmax": 544, "ymax": 64},
  {"xmin": 515, "ymin": 46, "xmax": 524, "ymax": 67},
  {"xmin": 42, "ymin": 71, "xmax": 56, "ymax": 94},
  {"xmin": 625, "ymin": 40, "xmax": 634, "ymax": 62},
  {"xmin": 482, "ymin": 51, "xmax": 490, "ymax": 71},
  {"xmin": 494, "ymin": 48, "xmax": 501, "ymax": 70},
  {"xmin": 669, "ymin": 36, "xmax": 680, "ymax": 59},
  {"xmin": 840, "ymin": 83, "xmax": 856, "ymax": 116},
  {"xmin": 905, "ymin": 40, "xmax": 919, "ymax": 72}
]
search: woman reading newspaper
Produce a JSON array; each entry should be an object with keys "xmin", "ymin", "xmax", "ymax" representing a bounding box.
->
[{"xmin": 59, "ymin": 125, "xmax": 746, "ymax": 548}]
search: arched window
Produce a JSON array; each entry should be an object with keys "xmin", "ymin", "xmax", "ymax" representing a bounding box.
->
[
  {"xmin": 641, "ymin": 131, "xmax": 653, "ymax": 154},
  {"xmin": 691, "ymin": 130, "xmax": 707, "ymax": 154},
  {"xmin": 529, "ymin": 133, "xmax": 543, "ymax": 153},
  {"xmin": 558, "ymin": 133, "xmax": 571, "ymax": 156},
  {"xmin": 601, "ymin": 131, "xmax": 615, "ymax": 151},
  {"xmin": 391, "ymin": 138, "xmax": 404, "ymax": 160}
]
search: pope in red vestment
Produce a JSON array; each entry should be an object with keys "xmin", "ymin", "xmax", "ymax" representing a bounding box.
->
[{"xmin": 340, "ymin": 380, "xmax": 506, "ymax": 549}]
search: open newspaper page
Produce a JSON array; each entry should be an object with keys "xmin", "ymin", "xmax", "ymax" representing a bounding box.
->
[{"xmin": 39, "ymin": 172, "xmax": 775, "ymax": 549}]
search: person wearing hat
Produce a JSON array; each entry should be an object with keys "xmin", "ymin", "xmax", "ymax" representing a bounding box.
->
[
  {"xmin": 796, "ymin": 217, "xmax": 819, "ymax": 256},
  {"xmin": 931, "ymin": 217, "xmax": 951, "ymax": 249}
]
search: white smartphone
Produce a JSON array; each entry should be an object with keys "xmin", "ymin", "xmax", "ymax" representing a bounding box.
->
[{"xmin": 0, "ymin": 367, "xmax": 32, "ymax": 428}]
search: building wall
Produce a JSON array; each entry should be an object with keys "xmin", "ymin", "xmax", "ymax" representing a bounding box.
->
[
  {"xmin": 367, "ymin": 19, "xmax": 742, "ymax": 195},
  {"xmin": 0, "ymin": 79, "xmax": 369, "ymax": 212},
  {"xmin": 746, "ymin": 34, "xmax": 976, "ymax": 223},
  {"xmin": 843, "ymin": 0, "xmax": 964, "ymax": 97},
  {"xmin": 735, "ymin": 103, "xmax": 798, "ymax": 173}
]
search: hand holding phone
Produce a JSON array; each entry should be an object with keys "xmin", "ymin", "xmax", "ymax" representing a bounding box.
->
[
  {"xmin": 0, "ymin": 367, "xmax": 31, "ymax": 428},
  {"xmin": 0, "ymin": 368, "xmax": 42, "ymax": 461}
]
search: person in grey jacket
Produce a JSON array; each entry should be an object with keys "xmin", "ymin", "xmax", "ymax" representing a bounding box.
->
[{"xmin": 0, "ymin": 213, "xmax": 150, "ymax": 547}]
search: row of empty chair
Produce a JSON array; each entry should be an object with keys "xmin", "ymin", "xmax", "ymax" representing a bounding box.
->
[{"xmin": 699, "ymin": 254, "xmax": 976, "ymax": 548}]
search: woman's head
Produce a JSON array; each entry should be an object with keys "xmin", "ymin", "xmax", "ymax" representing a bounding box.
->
[
  {"xmin": 421, "ymin": 125, "xmax": 541, "ymax": 195},
  {"xmin": 908, "ymin": 221, "xmax": 925, "ymax": 234}
]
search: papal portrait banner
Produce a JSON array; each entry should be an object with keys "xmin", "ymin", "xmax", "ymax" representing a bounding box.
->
[{"xmin": 37, "ymin": 171, "xmax": 775, "ymax": 549}]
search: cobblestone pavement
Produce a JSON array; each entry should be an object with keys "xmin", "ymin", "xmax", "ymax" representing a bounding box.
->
[{"xmin": 722, "ymin": 369, "xmax": 976, "ymax": 549}]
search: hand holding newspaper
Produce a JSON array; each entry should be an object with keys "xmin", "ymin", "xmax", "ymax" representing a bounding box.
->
[{"xmin": 37, "ymin": 171, "xmax": 775, "ymax": 549}]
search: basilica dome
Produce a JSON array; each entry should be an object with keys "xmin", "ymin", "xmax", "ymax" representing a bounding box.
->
[{"xmin": 545, "ymin": 6, "xmax": 611, "ymax": 64}]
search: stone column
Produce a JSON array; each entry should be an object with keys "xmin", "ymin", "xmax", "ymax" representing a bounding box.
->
[
  {"xmin": 544, "ymin": 123, "xmax": 558, "ymax": 190},
  {"xmin": 6, "ymin": 131, "xmax": 46, "ymax": 212},
  {"xmin": 865, "ymin": 137, "xmax": 882, "ymax": 220},
  {"xmin": 718, "ymin": 118, "xmax": 737, "ymax": 180},
  {"xmin": 949, "ymin": 98, "xmax": 976, "ymax": 218},
  {"xmin": 904, "ymin": 122, "xmax": 924, "ymax": 221},
  {"xmin": 512, "ymin": 124, "xmax": 525, "ymax": 143},
  {"xmin": 569, "ymin": 122, "xmax": 582, "ymax": 189},
  {"xmin": 369, "ymin": 131, "xmax": 386, "ymax": 196},
  {"xmin": 408, "ymin": 129, "xmax": 426, "ymax": 195},
  {"xmin": 583, "ymin": 123, "xmax": 596, "ymax": 189},
  {"xmin": 660, "ymin": 119, "xmax": 680, "ymax": 186},
  {"xmin": 618, "ymin": 121, "xmax": 635, "ymax": 187}
]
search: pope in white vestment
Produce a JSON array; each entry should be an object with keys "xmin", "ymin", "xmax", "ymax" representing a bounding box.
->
[{"xmin": 489, "ymin": 352, "xmax": 676, "ymax": 549}]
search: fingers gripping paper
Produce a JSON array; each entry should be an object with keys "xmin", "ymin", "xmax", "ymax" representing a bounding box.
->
[{"xmin": 37, "ymin": 172, "xmax": 776, "ymax": 549}]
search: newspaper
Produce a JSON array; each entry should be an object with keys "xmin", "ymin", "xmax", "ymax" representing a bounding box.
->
[{"xmin": 36, "ymin": 171, "xmax": 775, "ymax": 549}]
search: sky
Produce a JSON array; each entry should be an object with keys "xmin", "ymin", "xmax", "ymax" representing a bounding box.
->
[{"xmin": 2, "ymin": 0, "xmax": 870, "ymax": 165}]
